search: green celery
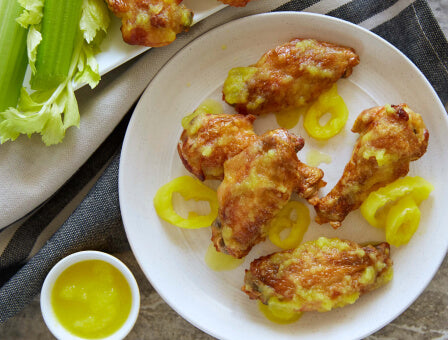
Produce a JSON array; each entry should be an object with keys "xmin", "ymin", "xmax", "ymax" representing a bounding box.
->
[
  {"xmin": 0, "ymin": 0, "xmax": 28, "ymax": 111},
  {"xmin": 0, "ymin": 0, "xmax": 110, "ymax": 146},
  {"xmin": 31, "ymin": 0, "xmax": 83, "ymax": 90}
]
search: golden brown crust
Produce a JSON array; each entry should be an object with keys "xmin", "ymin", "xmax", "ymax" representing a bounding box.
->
[
  {"xmin": 178, "ymin": 113, "xmax": 257, "ymax": 181},
  {"xmin": 223, "ymin": 38, "xmax": 360, "ymax": 115},
  {"xmin": 242, "ymin": 238, "xmax": 393, "ymax": 312},
  {"xmin": 105, "ymin": 0, "xmax": 193, "ymax": 47},
  {"xmin": 314, "ymin": 104, "xmax": 429, "ymax": 228},
  {"xmin": 211, "ymin": 129, "xmax": 306, "ymax": 258},
  {"xmin": 296, "ymin": 161, "xmax": 326, "ymax": 203}
]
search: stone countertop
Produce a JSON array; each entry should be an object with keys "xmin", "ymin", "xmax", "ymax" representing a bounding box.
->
[{"xmin": 1, "ymin": 1, "xmax": 448, "ymax": 339}]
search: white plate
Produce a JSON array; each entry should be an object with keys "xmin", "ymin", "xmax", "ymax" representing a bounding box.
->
[{"xmin": 119, "ymin": 12, "xmax": 448, "ymax": 340}]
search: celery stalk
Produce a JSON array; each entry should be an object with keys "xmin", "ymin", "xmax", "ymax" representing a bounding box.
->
[
  {"xmin": 0, "ymin": 0, "xmax": 110, "ymax": 145},
  {"xmin": 30, "ymin": 0, "xmax": 83, "ymax": 90},
  {"xmin": 0, "ymin": 0, "xmax": 28, "ymax": 111}
]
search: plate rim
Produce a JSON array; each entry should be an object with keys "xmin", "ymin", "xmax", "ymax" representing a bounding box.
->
[{"xmin": 119, "ymin": 11, "xmax": 448, "ymax": 340}]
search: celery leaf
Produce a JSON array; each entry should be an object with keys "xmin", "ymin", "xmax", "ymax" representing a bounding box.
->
[
  {"xmin": 17, "ymin": 0, "xmax": 44, "ymax": 75},
  {"xmin": 74, "ymin": 0, "xmax": 110, "ymax": 89},
  {"xmin": 0, "ymin": 85, "xmax": 69, "ymax": 145},
  {"xmin": 27, "ymin": 26, "xmax": 42, "ymax": 74},
  {"xmin": 16, "ymin": 0, "xmax": 44, "ymax": 28},
  {"xmin": 63, "ymin": 82, "xmax": 80, "ymax": 129},
  {"xmin": 74, "ymin": 44, "xmax": 101, "ymax": 88},
  {"xmin": 80, "ymin": 0, "xmax": 110, "ymax": 44}
]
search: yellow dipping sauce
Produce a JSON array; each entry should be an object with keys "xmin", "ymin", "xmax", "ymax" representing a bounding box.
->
[
  {"xmin": 275, "ymin": 106, "xmax": 308, "ymax": 129},
  {"xmin": 258, "ymin": 300, "xmax": 302, "ymax": 324},
  {"xmin": 204, "ymin": 243, "xmax": 244, "ymax": 271},
  {"xmin": 51, "ymin": 260, "xmax": 132, "ymax": 339},
  {"xmin": 306, "ymin": 149, "xmax": 332, "ymax": 167}
]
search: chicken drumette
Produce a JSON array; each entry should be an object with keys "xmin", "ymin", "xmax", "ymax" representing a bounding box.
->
[
  {"xmin": 211, "ymin": 129, "xmax": 324, "ymax": 259},
  {"xmin": 105, "ymin": 0, "xmax": 193, "ymax": 47},
  {"xmin": 222, "ymin": 38, "xmax": 360, "ymax": 115},
  {"xmin": 314, "ymin": 104, "xmax": 429, "ymax": 229},
  {"xmin": 178, "ymin": 112, "xmax": 258, "ymax": 181},
  {"xmin": 243, "ymin": 237, "xmax": 393, "ymax": 313}
]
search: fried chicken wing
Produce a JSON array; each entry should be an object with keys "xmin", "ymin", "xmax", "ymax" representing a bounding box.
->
[
  {"xmin": 105, "ymin": 0, "xmax": 193, "ymax": 47},
  {"xmin": 242, "ymin": 237, "xmax": 393, "ymax": 313},
  {"xmin": 218, "ymin": 0, "xmax": 252, "ymax": 6},
  {"xmin": 315, "ymin": 104, "xmax": 429, "ymax": 228},
  {"xmin": 222, "ymin": 38, "xmax": 360, "ymax": 115},
  {"xmin": 178, "ymin": 111, "xmax": 325, "ymax": 191},
  {"xmin": 178, "ymin": 112, "xmax": 258, "ymax": 181},
  {"xmin": 178, "ymin": 113, "xmax": 325, "ymax": 258},
  {"xmin": 211, "ymin": 129, "xmax": 322, "ymax": 258}
]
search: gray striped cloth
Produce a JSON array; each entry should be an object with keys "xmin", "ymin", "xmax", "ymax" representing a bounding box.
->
[{"xmin": 1, "ymin": 0, "xmax": 447, "ymax": 323}]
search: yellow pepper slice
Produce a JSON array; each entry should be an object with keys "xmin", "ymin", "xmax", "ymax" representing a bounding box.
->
[
  {"xmin": 268, "ymin": 201, "xmax": 310, "ymax": 249},
  {"xmin": 258, "ymin": 299, "xmax": 302, "ymax": 324},
  {"xmin": 153, "ymin": 176, "xmax": 218, "ymax": 229},
  {"xmin": 303, "ymin": 84, "xmax": 349, "ymax": 140},
  {"xmin": 360, "ymin": 176, "xmax": 433, "ymax": 228},
  {"xmin": 385, "ymin": 196, "xmax": 421, "ymax": 247}
]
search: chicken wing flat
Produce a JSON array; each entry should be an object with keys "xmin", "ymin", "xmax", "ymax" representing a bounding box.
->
[
  {"xmin": 211, "ymin": 129, "xmax": 321, "ymax": 258},
  {"xmin": 218, "ymin": 0, "xmax": 253, "ymax": 6},
  {"xmin": 105, "ymin": 0, "xmax": 193, "ymax": 47},
  {"xmin": 242, "ymin": 237, "xmax": 393, "ymax": 313},
  {"xmin": 178, "ymin": 112, "xmax": 258, "ymax": 180},
  {"xmin": 222, "ymin": 38, "xmax": 360, "ymax": 115},
  {"xmin": 315, "ymin": 104, "xmax": 429, "ymax": 229}
]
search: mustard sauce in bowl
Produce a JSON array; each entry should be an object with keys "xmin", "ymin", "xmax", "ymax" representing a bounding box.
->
[{"xmin": 41, "ymin": 251, "xmax": 140, "ymax": 340}]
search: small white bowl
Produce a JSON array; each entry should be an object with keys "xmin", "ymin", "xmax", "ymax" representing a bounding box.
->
[{"xmin": 41, "ymin": 251, "xmax": 140, "ymax": 340}]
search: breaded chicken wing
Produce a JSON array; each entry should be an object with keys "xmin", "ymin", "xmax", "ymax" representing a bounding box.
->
[
  {"xmin": 243, "ymin": 237, "xmax": 393, "ymax": 313},
  {"xmin": 178, "ymin": 112, "xmax": 258, "ymax": 181},
  {"xmin": 105, "ymin": 0, "xmax": 193, "ymax": 47},
  {"xmin": 218, "ymin": 0, "xmax": 252, "ymax": 6},
  {"xmin": 222, "ymin": 38, "xmax": 359, "ymax": 115},
  {"xmin": 178, "ymin": 111, "xmax": 325, "ymax": 192},
  {"xmin": 315, "ymin": 104, "xmax": 429, "ymax": 229},
  {"xmin": 211, "ymin": 129, "xmax": 323, "ymax": 258}
]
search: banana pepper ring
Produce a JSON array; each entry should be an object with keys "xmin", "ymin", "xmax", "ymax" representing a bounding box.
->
[
  {"xmin": 268, "ymin": 201, "xmax": 310, "ymax": 249},
  {"xmin": 303, "ymin": 84, "xmax": 349, "ymax": 140},
  {"xmin": 385, "ymin": 196, "xmax": 421, "ymax": 247},
  {"xmin": 153, "ymin": 176, "xmax": 219, "ymax": 229},
  {"xmin": 360, "ymin": 176, "xmax": 433, "ymax": 229}
]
